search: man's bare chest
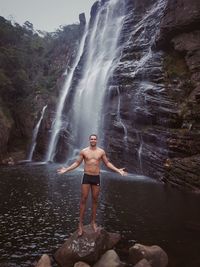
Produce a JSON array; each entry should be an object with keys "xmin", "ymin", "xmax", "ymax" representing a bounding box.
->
[{"xmin": 83, "ymin": 152, "xmax": 102, "ymax": 161}]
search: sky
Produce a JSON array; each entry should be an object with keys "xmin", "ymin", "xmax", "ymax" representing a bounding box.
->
[{"xmin": 0, "ymin": 0, "xmax": 96, "ymax": 32}]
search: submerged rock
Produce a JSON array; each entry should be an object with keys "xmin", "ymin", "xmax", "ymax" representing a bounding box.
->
[
  {"xmin": 35, "ymin": 254, "xmax": 52, "ymax": 267},
  {"xmin": 93, "ymin": 249, "xmax": 123, "ymax": 267},
  {"xmin": 129, "ymin": 243, "xmax": 168, "ymax": 267},
  {"xmin": 74, "ymin": 261, "xmax": 91, "ymax": 267},
  {"xmin": 54, "ymin": 225, "xmax": 120, "ymax": 267},
  {"xmin": 133, "ymin": 258, "xmax": 151, "ymax": 267}
]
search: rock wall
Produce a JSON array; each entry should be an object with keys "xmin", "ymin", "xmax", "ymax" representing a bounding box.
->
[
  {"xmin": 155, "ymin": 0, "xmax": 200, "ymax": 191},
  {"xmin": 104, "ymin": 0, "xmax": 168, "ymax": 177},
  {"xmin": 0, "ymin": 104, "xmax": 13, "ymax": 160},
  {"xmin": 103, "ymin": 0, "xmax": 200, "ymax": 191}
]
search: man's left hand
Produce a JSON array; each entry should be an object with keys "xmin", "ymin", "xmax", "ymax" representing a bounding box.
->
[{"xmin": 118, "ymin": 168, "xmax": 127, "ymax": 176}]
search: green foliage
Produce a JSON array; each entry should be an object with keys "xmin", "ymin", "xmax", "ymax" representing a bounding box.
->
[
  {"xmin": 0, "ymin": 16, "xmax": 82, "ymax": 153},
  {"xmin": 0, "ymin": 16, "xmax": 81, "ymax": 112}
]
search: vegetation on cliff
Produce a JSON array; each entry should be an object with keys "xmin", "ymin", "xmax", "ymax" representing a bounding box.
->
[{"xmin": 0, "ymin": 16, "xmax": 81, "ymax": 159}]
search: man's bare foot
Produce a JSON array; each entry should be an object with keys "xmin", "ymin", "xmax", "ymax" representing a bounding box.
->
[
  {"xmin": 78, "ymin": 224, "xmax": 83, "ymax": 237},
  {"xmin": 91, "ymin": 222, "xmax": 98, "ymax": 233}
]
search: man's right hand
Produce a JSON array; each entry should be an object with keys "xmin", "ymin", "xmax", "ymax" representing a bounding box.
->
[{"xmin": 57, "ymin": 167, "xmax": 67, "ymax": 174}]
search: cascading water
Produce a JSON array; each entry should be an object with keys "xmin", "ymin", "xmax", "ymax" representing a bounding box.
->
[
  {"xmin": 45, "ymin": 0, "xmax": 167, "ymax": 172},
  {"xmin": 45, "ymin": 27, "xmax": 88, "ymax": 162},
  {"xmin": 116, "ymin": 87, "xmax": 128, "ymax": 149},
  {"xmin": 27, "ymin": 105, "xmax": 47, "ymax": 161},
  {"xmin": 101, "ymin": 0, "xmax": 167, "ymax": 172},
  {"xmin": 130, "ymin": 0, "xmax": 167, "ymax": 171},
  {"xmin": 70, "ymin": 0, "xmax": 126, "ymax": 150}
]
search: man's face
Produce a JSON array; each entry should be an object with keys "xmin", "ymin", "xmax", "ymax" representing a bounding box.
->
[{"xmin": 89, "ymin": 135, "xmax": 97, "ymax": 147}]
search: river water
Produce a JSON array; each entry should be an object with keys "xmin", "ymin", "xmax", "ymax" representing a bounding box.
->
[{"xmin": 0, "ymin": 165, "xmax": 200, "ymax": 267}]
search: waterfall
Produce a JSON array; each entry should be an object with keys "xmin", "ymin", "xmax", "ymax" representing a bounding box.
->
[
  {"xmin": 70, "ymin": 0, "xmax": 126, "ymax": 150},
  {"xmin": 27, "ymin": 105, "xmax": 47, "ymax": 161},
  {"xmin": 138, "ymin": 136, "xmax": 143, "ymax": 172},
  {"xmin": 128, "ymin": 0, "xmax": 167, "ymax": 170},
  {"xmin": 45, "ymin": 26, "xmax": 88, "ymax": 162}
]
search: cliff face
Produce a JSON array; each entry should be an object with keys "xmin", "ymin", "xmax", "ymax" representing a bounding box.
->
[
  {"xmin": 103, "ymin": 0, "xmax": 200, "ymax": 191},
  {"xmin": 155, "ymin": 0, "xmax": 200, "ymax": 190},
  {"xmin": 104, "ymin": 0, "xmax": 168, "ymax": 177}
]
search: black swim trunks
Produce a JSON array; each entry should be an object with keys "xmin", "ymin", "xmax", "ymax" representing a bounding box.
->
[{"xmin": 82, "ymin": 173, "xmax": 100, "ymax": 186}]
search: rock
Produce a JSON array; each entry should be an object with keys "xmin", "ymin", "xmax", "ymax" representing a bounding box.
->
[
  {"xmin": 79, "ymin": 13, "xmax": 86, "ymax": 26},
  {"xmin": 74, "ymin": 261, "xmax": 91, "ymax": 267},
  {"xmin": 165, "ymin": 155, "xmax": 200, "ymax": 191},
  {"xmin": 129, "ymin": 243, "xmax": 168, "ymax": 267},
  {"xmin": 0, "ymin": 107, "xmax": 13, "ymax": 160},
  {"xmin": 171, "ymin": 31, "xmax": 200, "ymax": 52},
  {"xmin": 156, "ymin": 0, "xmax": 200, "ymax": 48},
  {"xmin": 54, "ymin": 225, "xmax": 121, "ymax": 267},
  {"xmin": 93, "ymin": 250, "xmax": 123, "ymax": 267},
  {"xmin": 134, "ymin": 258, "xmax": 151, "ymax": 267},
  {"xmin": 35, "ymin": 254, "xmax": 52, "ymax": 267}
]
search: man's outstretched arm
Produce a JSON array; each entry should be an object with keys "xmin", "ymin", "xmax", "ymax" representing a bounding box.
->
[
  {"xmin": 102, "ymin": 151, "xmax": 127, "ymax": 176},
  {"xmin": 57, "ymin": 151, "xmax": 84, "ymax": 174}
]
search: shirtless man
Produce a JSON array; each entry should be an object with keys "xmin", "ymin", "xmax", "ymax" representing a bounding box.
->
[{"xmin": 57, "ymin": 134, "xmax": 127, "ymax": 236}]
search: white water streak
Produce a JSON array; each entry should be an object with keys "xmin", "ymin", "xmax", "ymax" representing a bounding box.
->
[
  {"xmin": 27, "ymin": 105, "xmax": 47, "ymax": 161},
  {"xmin": 45, "ymin": 27, "xmax": 88, "ymax": 162},
  {"xmin": 116, "ymin": 87, "xmax": 128, "ymax": 149}
]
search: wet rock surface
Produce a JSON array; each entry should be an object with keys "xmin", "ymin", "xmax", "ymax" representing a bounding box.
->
[
  {"xmin": 103, "ymin": 0, "xmax": 200, "ymax": 191},
  {"xmin": 153, "ymin": 0, "xmax": 200, "ymax": 190},
  {"xmin": 35, "ymin": 254, "xmax": 52, "ymax": 267},
  {"xmin": 35, "ymin": 227, "xmax": 168, "ymax": 267},
  {"xmin": 54, "ymin": 225, "xmax": 121, "ymax": 267},
  {"xmin": 129, "ymin": 243, "xmax": 168, "ymax": 267}
]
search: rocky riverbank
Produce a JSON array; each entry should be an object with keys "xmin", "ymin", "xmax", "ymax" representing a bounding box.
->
[{"xmin": 34, "ymin": 225, "xmax": 168, "ymax": 267}]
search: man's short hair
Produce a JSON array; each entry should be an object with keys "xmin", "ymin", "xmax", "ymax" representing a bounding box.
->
[{"xmin": 89, "ymin": 134, "xmax": 98, "ymax": 139}]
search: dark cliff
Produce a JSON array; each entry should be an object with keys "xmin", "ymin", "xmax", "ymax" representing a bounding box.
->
[
  {"xmin": 103, "ymin": 0, "xmax": 200, "ymax": 191},
  {"xmin": 155, "ymin": 0, "xmax": 200, "ymax": 190}
]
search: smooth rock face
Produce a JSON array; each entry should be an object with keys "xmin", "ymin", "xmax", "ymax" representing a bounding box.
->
[
  {"xmin": 35, "ymin": 254, "xmax": 52, "ymax": 267},
  {"xmin": 93, "ymin": 249, "xmax": 123, "ymax": 267},
  {"xmin": 129, "ymin": 243, "xmax": 168, "ymax": 267},
  {"xmin": 54, "ymin": 225, "xmax": 120, "ymax": 267}
]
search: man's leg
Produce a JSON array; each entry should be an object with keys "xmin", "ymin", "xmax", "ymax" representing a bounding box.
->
[
  {"xmin": 91, "ymin": 185, "xmax": 100, "ymax": 232},
  {"xmin": 79, "ymin": 184, "xmax": 90, "ymax": 236}
]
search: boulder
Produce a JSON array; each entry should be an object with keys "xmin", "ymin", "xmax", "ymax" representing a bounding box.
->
[
  {"xmin": 35, "ymin": 254, "xmax": 52, "ymax": 267},
  {"xmin": 74, "ymin": 261, "xmax": 91, "ymax": 267},
  {"xmin": 93, "ymin": 250, "xmax": 123, "ymax": 267},
  {"xmin": 129, "ymin": 243, "xmax": 168, "ymax": 267},
  {"xmin": 54, "ymin": 225, "xmax": 121, "ymax": 267},
  {"xmin": 134, "ymin": 258, "xmax": 151, "ymax": 267}
]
